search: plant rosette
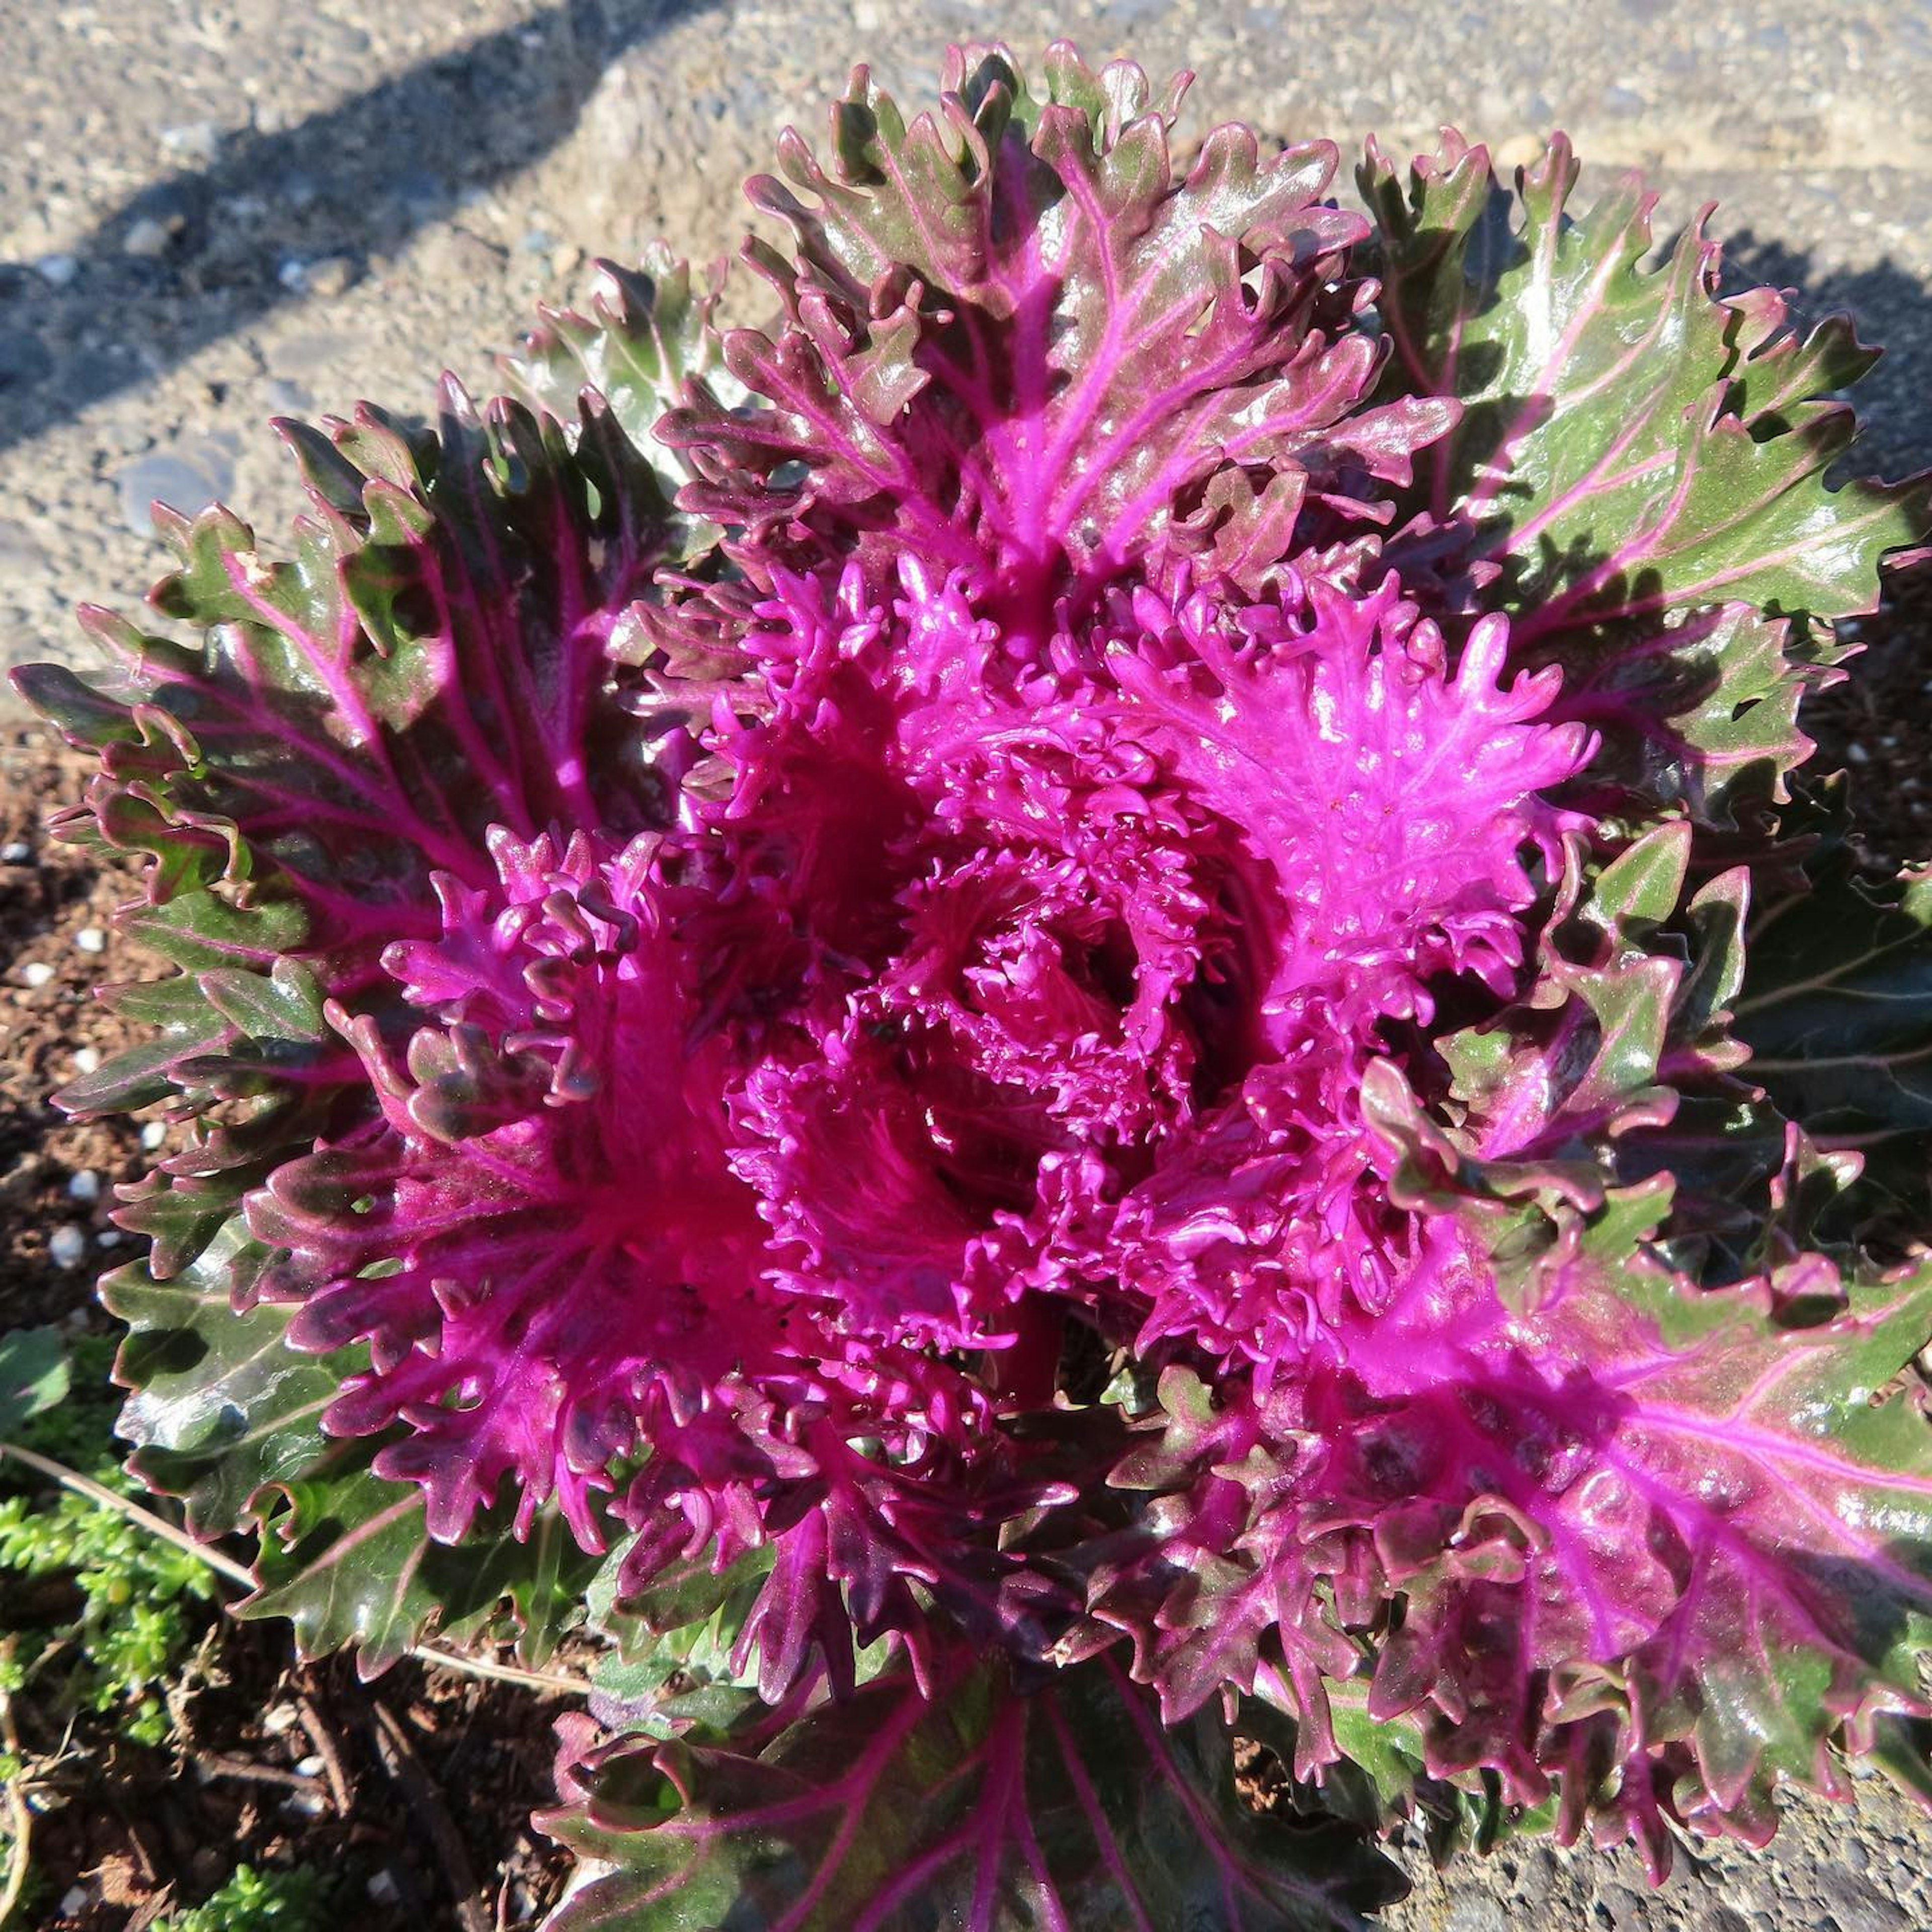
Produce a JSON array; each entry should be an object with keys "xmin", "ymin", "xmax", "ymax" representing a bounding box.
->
[{"xmin": 19, "ymin": 41, "xmax": 1932, "ymax": 1932}]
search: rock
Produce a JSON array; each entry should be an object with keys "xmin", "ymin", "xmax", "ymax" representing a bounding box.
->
[
  {"xmin": 1446, "ymin": 1899, "xmax": 1510, "ymax": 1932},
  {"xmin": 34, "ymin": 253, "xmax": 78, "ymax": 288},
  {"xmin": 159, "ymin": 120, "xmax": 222, "ymax": 167},
  {"xmin": 49, "ymin": 1225, "xmax": 87, "ymax": 1270},
  {"xmin": 1698, "ymin": 1909, "xmax": 1752, "ymax": 1932},
  {"xmin": 114, "ymin": 437, "xmax": 236, "ymax": 536},
  {"xmin": 0, "ymin": 840, "xmax": 31, "ymax": 864},
  {"xmin": 122, "ymin": 215, "xmax": 176, "ymax": 258},
  {"xmin": 0, "ymin": 522, "xmax": 44, "ymax": 571},
  {"xmin": 387, "ymin": 170, "xmax": 449, "ymax": 219},
  {"xmin": 302, "ymin": 255, "xmax": 356, "ymax": 299},
  {"xmin": 20, "ymin": 961, "xmax": 53, "ymax": 988},
  {"xmin": 1597, "ymin": 1881, "xmax": 1651, "ymax": 1925},
  {"xmin": 266, "ymin": 331, "xmax": 354, "ymax": 380},
  {"xmin": 73, "ymin": 925, "xmax": 105, "ymax": 953},
  {"xmin": 1816, "ymin": 1874, "xmax": 1909, "ymax": 1932},
  {"xmin": 66, "ymin": 1170, "xmax": 101, "ymax": 1205}
]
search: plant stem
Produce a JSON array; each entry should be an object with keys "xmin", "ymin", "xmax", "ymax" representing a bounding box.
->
[{"xmin": 0, "ymin": 1440, "xmax": 588, "ymax": 1699}]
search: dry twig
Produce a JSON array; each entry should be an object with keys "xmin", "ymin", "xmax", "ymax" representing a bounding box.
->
[
  {"xmin": 369, "ymin": 1699, "xmax": 491, "ymax": 1932},
  {"xmin": 295, "ymin": 1694, "xmax": 353, "ymax": 1816},
  {"xmin": 0, "ymin": 1691, "xmax": 29, "ymax": 1929}
]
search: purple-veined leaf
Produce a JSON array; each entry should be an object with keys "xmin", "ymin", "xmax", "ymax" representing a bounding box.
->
[
  {"xmin": 1359, "ymin": 132, "xmax": 1928, "ymax": 835},
  {"xmin": 1094, "ymin": 1202, "xmax": 1932, "ymax": 1875},
  {"xmin": 662, "ymin": 42, "xmax": 1452, "ymax": 639},
  {"xmin": 542, "ymin": 1648, "xmax": 1402, "ymax": 1931},
  {"xmin": 1363, "ymin": 132, "xmax": 1930, "ymax": 633}
]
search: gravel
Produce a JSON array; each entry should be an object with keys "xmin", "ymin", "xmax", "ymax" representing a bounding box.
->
[{"xmin": 0, "ymin": 1, "xmax": 1926, "ymax": 1923}]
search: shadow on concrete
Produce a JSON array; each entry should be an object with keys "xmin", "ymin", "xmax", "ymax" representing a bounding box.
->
[
  {"xmin": 0, "ymin": 0, "xmax": 711, "ymax": 458},
  {"xmin": 1723, "ymin": 235, "xmax": 1932, "ymax": 480}
]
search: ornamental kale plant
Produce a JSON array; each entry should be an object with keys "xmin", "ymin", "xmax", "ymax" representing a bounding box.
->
[{"xmin": 18, "ymin": 41, "xmax": 1932, "ymax": 1929}]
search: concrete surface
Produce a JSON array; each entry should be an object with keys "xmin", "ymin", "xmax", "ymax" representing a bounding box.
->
[{"xmin": 3, "ymin": 0, "xmax": 1930, "ymax": 1922}]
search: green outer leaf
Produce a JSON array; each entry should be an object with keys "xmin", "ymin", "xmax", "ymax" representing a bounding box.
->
[
  {"xmin": 1362, "ymin": 132, "xmax": 1931, "ymax": 633},
  {"xmin": 501, "ymin": 248, "xmax": 719, "ymax": 463},
  {"xmin": 0, "ymin": 1327, "xmax": 70, "ymax": 1435},
  {"xmin": 543, "ymin": 1652, "xmax": 1402, "ymax": 1931},
  {"xmin": 245, "ymin": 1440, "xmax": 597, "ymax": 1674},
  {"xmin": 1736, "ymin": 851, "xmax": 1932, "ymax": 1230},
  {"xmin": 1242, "ymin": 1684, "xmax": 1557, "ymax": 1869},
  {"xmin": 101, "ymin": 1212, "xmax": 352, "ymax": 1538},
  {"xmin": 103, "ymin": 1199, "xmax": 595, "ymax": 1671}
]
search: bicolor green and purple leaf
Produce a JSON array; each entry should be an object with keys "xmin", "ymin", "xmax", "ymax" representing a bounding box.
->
[
  {"xmin": 662, "ymin": 42, "xmax": 1452, "ymax": 635},
  {"xmin": 542, "ymin": 1651, "xmax": 1403, "ymax": 1931}
]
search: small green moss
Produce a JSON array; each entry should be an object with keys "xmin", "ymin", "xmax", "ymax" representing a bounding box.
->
[
  {"xmin": 0, "ymin": 1329, "xmax": 215, "ymax": 1738},
  {"xmin": 154, "ymin": 1864, "xmax": 328, "ymax": 1932}
]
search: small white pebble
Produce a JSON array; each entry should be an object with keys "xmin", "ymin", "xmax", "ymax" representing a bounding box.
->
[
  {"xmin": 60, "ymin": 1887, "xmax": 90, "ymax": 1919},
  {"xmin": 294, "ymin": 1753, "xmax": 324, "ymax": 1778},
  {"xmin": 96, "ymin": 1229, "xmax": 122, "ymax": 1248},
  {"xmin": 74, "ymin": 926, "xmax": 106, "ymax": 954},
  {"xmin": 63, "ymin": 1307, "xmax": 89, "ymax": 1331},
  {"xmin": 367, "ymin": 1870, "xmax": 403, "ymax": 1906},
  {"xmin": 262, "ymin": 1703, "xmax": 301, "ymax": 1735},
  {"xmin": 50, "ymin": 1226, "xmax": 88, "ymax": 1270},
  {"xmin": 69, "ymin": 1047, "xmax": 101, "ymax": 1076},
  {"xmin": 20, "ymin": 961, "xmax": 53, "ymax": 988},
  {"xmin": 1847, "ymin": 743, "xmax": 1871, "ymax": 765},
  {"xmin": 281, "ymin": 1788, "xmax": 327, "ymax": 1819},
  {"xmin": 0, "ymin": 841, "xmax": 30, "ymax": 864},
  {"xmin": 67, "ymin": 1169, "xmax": 102, "ymax": 1204},
  {"xmin": 140, "ymin": 1120, "xmax": 169, "ymax": 1150}
]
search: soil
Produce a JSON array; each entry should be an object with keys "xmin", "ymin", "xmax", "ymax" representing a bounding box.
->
[{"xmin": 0, "ymin": 724, "xmax": 576, "ymax": 1928}]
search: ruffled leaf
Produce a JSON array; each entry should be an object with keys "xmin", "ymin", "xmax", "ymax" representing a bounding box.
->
[
  {"xmin": 502, "ymin": 246, "xmax": 721, "ymax": 463},
  {"xmin": 1363, "ymin": 132, "xmax": 1931, "ymax": 632},
  {"xmin": 1360, "ymin": 133, "xmax": 1927, "ymax": 834},
  {"xmin": 664, "ymin": 42, "xmax": 1450, "ymax": 632},
  {"xmin": 101, "ymin": 1208, "xmax": 350, "ymax": 1538}
]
